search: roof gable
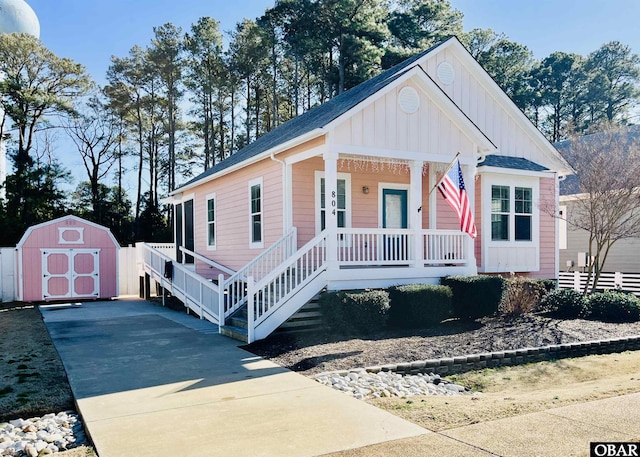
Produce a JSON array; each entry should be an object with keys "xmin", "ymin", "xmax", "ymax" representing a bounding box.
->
[
  {"xmin": 176, "ymin": 39, "xmax": 450, "ymax": 192},
  {"xmin": 175, "ymin": 36, "xmax": 570, "ymax": 193}
]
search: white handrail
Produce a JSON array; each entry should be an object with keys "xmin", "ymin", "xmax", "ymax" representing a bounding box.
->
[
  {"xmin": 249, "ymin": 231, "xmax": 328, "ymax": 329},
  {"xmin": 179, "ymin": 246, "xmax": 236, "ymax": 276},
  {"xmin": 422, "ymin": 230, "xmax": 467, "ymax": 264},
  {"xmin": 337, "ymin": 228, "xmax": 413, "ymax": 265},
  {"xmin": 141, "ymin": 243, "xmax": 220, "ymax": 323},
  {"xmin": 222, "ymin": 227, "xmax": 297, "ymax": 318}
]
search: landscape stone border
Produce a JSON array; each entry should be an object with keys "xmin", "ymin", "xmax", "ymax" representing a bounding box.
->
[{"xmin": 320, "ymin": 335, "xmax": 640, "ymax": 378}]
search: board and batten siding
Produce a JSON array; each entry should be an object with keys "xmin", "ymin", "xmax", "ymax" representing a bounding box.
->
[
  {"xmin": 333, "ymin": 80, "xmax": 475, "ymax": 157},
  {"xmin": 423, "ymin": 49, "xmax": 540, "ymax": 161}
]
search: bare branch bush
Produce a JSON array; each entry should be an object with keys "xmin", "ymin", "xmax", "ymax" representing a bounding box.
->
[{"xmin": 561, "ymin": 125, "xmax": 640, "ymax": 292}]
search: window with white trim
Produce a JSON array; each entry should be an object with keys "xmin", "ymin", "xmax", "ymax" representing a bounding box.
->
[
  {"xmin": 249, "ymin": 178, "xmax": 263, "ymax": 248},
  {"xmin": 315, "ymin": 171, "xmax": 351, "ymax": 234},
  {"xmin": 491, "ymin": 184, "xmax": 533, "ymax": 242},
  {"xmin": 206, "ymin": 193, "xmax": 216, "ymax": 249}
]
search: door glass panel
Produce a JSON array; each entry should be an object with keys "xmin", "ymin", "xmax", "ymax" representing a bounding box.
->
[{"xmin": 385, "ymin": 194, "xmax": 404, "ymax": 229}]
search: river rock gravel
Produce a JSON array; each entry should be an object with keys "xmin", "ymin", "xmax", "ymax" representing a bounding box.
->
[
  {"xmin": 315, "ymin": 369, "xmax": 470, "ymax": 399},
  {"xmin": 0, "ymin": 411, "xmax": 87, "ymax": 457}
]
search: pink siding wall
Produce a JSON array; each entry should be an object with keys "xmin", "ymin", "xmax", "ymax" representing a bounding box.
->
[
  {"xmin": 21, "ymin": 217, "xmax": 118, "ymax": 301},
  {"xmin": 292, "ymin": 158, "xmax": 417, "ymax": 246},
  {"xmin": 435, "ymin": 172, "xmax": 462, "ymax": 230},
  {"xmin": 191, "ymin": 137, "xmax": 325, "ymax": 276},
  {"xmin": 475, "ymin": 176, "xmax": 482, "ymax": 268},
  {"xmin": 533, "ymin": 177, "xmax": 557, "ymax": 279}
]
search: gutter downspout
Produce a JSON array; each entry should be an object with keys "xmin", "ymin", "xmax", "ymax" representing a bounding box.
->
[{"xmin": 270, "ymin": 153, "xmax": 288, "ymax": 234}]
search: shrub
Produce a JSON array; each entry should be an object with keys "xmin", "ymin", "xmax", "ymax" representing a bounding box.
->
[
  {"xmin": 441, "ymin": 275, "xmax": 505, "ymax": 320},
  {"xmin": 319, "ymin": 289, "xmax": 390, "ymax": 335},
  {"xmin": 500, "ymin": 276, "xmax": 547, "ymax": 316},
  {"xmin": 586, "ymin": 290, "xmax": 640, "ymax": 322},
  {"xmin": 539, "ymin": 288, "xmax": 588, "ymax": 319},
  {"xmin": 388, "ymin": 284, "xmax": 453, "ymax": 328},
  {"xmin": 535, "ymin": 279, "xmax": 557, "ymax": 295}
]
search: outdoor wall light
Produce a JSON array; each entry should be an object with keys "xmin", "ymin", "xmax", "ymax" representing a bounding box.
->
[{"xmin": 362, "ymin": 186, "xmax": 369, "ymax": 194}]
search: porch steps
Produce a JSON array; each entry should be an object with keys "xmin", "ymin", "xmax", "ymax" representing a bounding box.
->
[
  {"xmin": 219, "ymin": 324, "xmax": 248, "ymax": 343},
  {"xmin": 221, "ymin": 293, "xmax": 325, "ymax": 343},
  {"xmin": 275, "ymin": 294, "xmax": 323, "ymax": 333}
]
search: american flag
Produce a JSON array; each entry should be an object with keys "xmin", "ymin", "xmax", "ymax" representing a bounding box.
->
[{"xmin": 437, "ymin": 159, "xmax": 477, "ymax": 238}]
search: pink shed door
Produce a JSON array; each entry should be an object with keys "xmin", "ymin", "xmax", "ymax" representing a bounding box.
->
[{"xmin": 41, "ymin": 249, "xmax": 100, "ymax": 300}]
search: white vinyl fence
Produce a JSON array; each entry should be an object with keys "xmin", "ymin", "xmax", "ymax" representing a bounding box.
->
[
  {"xmin": 558, "ymin": 271, "xmax": 640, "ymax": 296},
  {"xmin": 1, "ymin": 245, "xmax": 147, "ymax": 302}
]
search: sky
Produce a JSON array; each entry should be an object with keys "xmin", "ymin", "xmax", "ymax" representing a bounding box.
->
[
  {"xmin": 28, "ymin": 0, "xmax": 640, "ymax": 85},
  {"xmin": 22, "ymin": 0, "xmax": 640, "ymax": 193}
]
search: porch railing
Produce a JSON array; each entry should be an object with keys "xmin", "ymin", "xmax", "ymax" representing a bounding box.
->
[
  {"xmin": 336, "ymin": 228, "xmax": 468, "ymax": 266},
  {"xmin": 337, "ymin": 228, "xmax": 413, "ymax": 265},
  {"xmin": 222, "ymin": 227, "xmax": 298, "ymax": 319},
  {"xmin": 249, "ymin": 231, "xmax": 328, "ymax": 341},
  {"xmin": 423, "ymin": 230, "xmax": 467, "ymax": 265},
  {"xmin": 141, "ymin": 243, "xmax": 219, "ymax": 323}
]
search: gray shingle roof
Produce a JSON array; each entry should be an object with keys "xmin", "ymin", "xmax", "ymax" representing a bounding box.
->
[
  {"xmin": 176, "ymin": 37, "xmax": 455, "ymax": 191},
  {"xmin": 555, "ymin": 126, "xmax": 640, "ymax": 195},
  {"xmin": 479, "ymin": 154, "xmax": 549, "ymax": 172}
]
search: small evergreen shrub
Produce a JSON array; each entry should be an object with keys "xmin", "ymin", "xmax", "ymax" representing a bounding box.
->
[
  {"xmin": 500, "ymin": 276, "xmax": 547, "ymax": 316},
  {"xmin": 535, "ymin": 279, "xmax": 557, "ymax": 294},
  {"xmin": 539, "ymin": 288, "xmax": 588, "ymax": 319},
  {"xmin": 441, "ymin": 275, "xmax": 505, "ymax": 320},
  {"xmin": 319, "ymin": 289, "xmax": 390, "ymax": 335},
  {"xmin": 388, "ymin": 284, "xmax": 453, "ymax": 328},
  {"xmin": 586, "ymin": 291, "xmax": 640, "ymax": 322}
]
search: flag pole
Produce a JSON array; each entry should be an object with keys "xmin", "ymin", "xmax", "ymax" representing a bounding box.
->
[{"xmin": 428, "ymin": 151, "xmax": 461, "ymax": 196}]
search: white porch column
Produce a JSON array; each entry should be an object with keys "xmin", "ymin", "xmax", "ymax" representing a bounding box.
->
[
  {"xmin": 285, "ymin": 162, "xmax": 293, "ymax": 231},
  {"xmin": 463, "ymin": 161, "xmax": 478, "ymax": 269},
  {"xmin": 429, "ymin": 164, "xmax": 437, "ymax": 229},
  {"xmin": 323, "ymin": 150, "xmax": 339, "ymax": 267},
  {"xmin": 410, "ymin": 160, "xmax": 423, "ymax": 267}
]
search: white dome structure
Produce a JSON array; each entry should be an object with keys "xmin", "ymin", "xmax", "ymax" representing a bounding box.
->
[
  {"xmin": 0, "ymin": 1, "xmax": 40, "ymax": 197},
  {"xmin": 0, "ymin": 0, "xmax": 40, "ymax": 37}
]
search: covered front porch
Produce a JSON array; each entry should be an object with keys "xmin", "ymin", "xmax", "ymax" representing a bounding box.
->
[{"xmin": 279, "ymin": 145, "xmax": 481, "ymax": 289}]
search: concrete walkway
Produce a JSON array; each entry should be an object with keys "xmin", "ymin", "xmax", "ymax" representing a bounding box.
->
[
  {"xmin": 323, "ymin": 391, "xmax": 640, "ymax": 456},
  {"xmin": 41, "ymin": 299, "xmax": 427, "ymax": 457},
  {"xmin": 42, "ymin": 299, "xmax": 640, "ymax": 457}
]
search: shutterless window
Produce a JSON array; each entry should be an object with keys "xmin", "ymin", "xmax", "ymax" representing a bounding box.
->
[
  {"xmin": 320, "ymin": 178, "xmax": 346, "ymax": 230},
  {"xmin": 491, "ymin": 185, "xmax": 509, "ymax": 241},
  {"xmin": 250, "ymin": 183, "xmax": 262, "ymax": 244},
  {"xmin": 515, "ymin": 187, "xmax": 532, "ymax": 241},
  {"xmin": 207, "ymin": 196, "xmax": 216, "ymax": 247}
]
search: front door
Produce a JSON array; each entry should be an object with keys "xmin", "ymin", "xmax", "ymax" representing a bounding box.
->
[
  {"xmin": 382, "ymin": 189, "xmax": 408, "ymax": 261},
  {"xmin": 382, "ymin": 189, "xmax": 408, "ymax": 229}
]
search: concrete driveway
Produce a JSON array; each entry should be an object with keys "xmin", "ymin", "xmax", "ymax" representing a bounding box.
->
[{"xmin": 41, "ymin": 299, "xmax": 427, "ymax": 457}]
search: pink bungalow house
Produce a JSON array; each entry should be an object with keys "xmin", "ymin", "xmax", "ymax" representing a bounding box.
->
[
  {"xmin": 146, "ymin": 37, "xmax": 571, "ymax": 342},
  {"xmin": 17, "ymin": 215, "xmax": 120, "ymax": 302}
]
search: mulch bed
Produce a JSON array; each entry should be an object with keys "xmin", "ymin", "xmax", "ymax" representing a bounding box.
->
[{"xmin": 244, "ymin": 314, "xmax": 640, "ymax": 376}]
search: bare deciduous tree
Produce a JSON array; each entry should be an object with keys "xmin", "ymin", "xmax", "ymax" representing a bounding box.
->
[{"xmin": 560, "ymin": 126, "xmax": 640, "ymax": 292}]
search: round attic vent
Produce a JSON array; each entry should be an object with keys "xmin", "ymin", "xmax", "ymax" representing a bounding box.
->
[
  {"xmin": 398, "ymin": 86, "xmax": 420, "ymax": 113},
  {"xmin": 437, "ymin": 61, "xmax": 455, "ymax": 85}
]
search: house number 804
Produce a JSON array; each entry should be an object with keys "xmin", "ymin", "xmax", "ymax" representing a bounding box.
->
[{"xmin": 331, "ymin": 191, "xmax": 336, "ymax": 215}]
